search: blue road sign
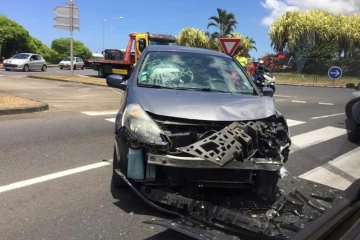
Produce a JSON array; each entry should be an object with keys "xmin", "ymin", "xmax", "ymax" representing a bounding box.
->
[{"xmin": 328, "ymin": 66, "xmax": 342, "ymax": 79}]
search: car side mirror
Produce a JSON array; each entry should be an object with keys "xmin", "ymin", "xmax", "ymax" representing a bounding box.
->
[
  {"xmin": 106, "ymin": 74, "xmax": 127, "ymax": 91},
  {"xmin": 346, "ymin": 83, "xmax": 356, "ymax": 89},
  {"xmin": 262, "ymin": 87, "xmax": 274, "ymax": 97}
]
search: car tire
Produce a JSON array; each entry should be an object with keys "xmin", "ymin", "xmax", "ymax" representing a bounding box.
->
[
  {"xmin": 5, "ymin": 69, "xmax": 10, "ymax": 71},
  {"xmin": 23, "ymin": 64, "xmax": 29, "ymax": 72},
  {"xmin": 41, "ymin": 65, "xmax": 47, "ymax": 72},
  {"xmin": 81, "ymin": 66, "xmax": 85, "ymax": 70},
  {"xmin": 98, "ymin": 66, "xmax": 105, "ymax": 78},
  {"xmin": 74, "ymin": 65, "xmax": 77, "ymax": 70},
  {"xmin": 60, "ymin": 66, "xmax": 63, "ymax": 70},
  {"xmin": 111, "ymin": 140, "xmax": 129, "ymax": 189}
]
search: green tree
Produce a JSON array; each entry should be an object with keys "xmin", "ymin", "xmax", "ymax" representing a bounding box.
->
[
  {"xmin": 0, "ymin": 14, "xmax": 31, "ymax": 58},
  {"xmin": 51, "ymin": 38, "xmax": 92, "ymax": 61},
  {"xmin": 207, "ymin": 8, "xmax": 238, "ymax": 39},
  {"xmin": 176, "ymin": 28, "xmax": 211, "ymax": 49}
]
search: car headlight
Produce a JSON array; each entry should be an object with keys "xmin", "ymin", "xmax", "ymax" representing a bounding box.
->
[{"xmin": 122, "ymin": 104, "xmax": 167, "ymax": 145}]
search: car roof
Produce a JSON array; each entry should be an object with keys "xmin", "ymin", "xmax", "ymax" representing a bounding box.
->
[
  {"xmin": 16, "ymin": 53, "xmax": 37, "ymax": 55},
  {"xmin": 146, "ymin": 45, "xmax": 232, "ymax": 58}
]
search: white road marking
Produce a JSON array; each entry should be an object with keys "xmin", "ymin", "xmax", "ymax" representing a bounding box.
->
[
  {"xmin": 311, "ymin": 113, "xmax": 345, "ymax": 120},
  {"xmin": 275, "ymin": 99, "xmax": 287, "ymax": 102},
  {"xmin": 105, "ymin": 118, "xmax": 116, "ymax": 123},
  {"xmin": 274, "ymin": 95, "xmax": 293, "ymax": 98},
  {"xmin": 0, "ymin": 162, "xmax": 111, "ymax": 194},
  {"xmin": 81, "ymin": 110, "xmax": 118, "ymax": 116},
  {"xmin": 290, "ymin": 126, "xmax": 347, "ymax": 152},
  {"xmin": 299, "ymin": 147, "xmax": 360, "ymax": 190},
  {"xmin": 318, "ymin": 102, "xmax": 334, "ymax": 106},
  {"xmin": 286, "ymin": 119, "xmax": 306, "ymax": 127},
  {"xmin": 292, "ymin": 100, "xmax": 306, "ymax": 103}
]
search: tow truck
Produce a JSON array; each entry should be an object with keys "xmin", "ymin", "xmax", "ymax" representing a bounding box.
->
[{"xmin": 92, "ymin": 32, "xmax": 177, "ymax": 78}]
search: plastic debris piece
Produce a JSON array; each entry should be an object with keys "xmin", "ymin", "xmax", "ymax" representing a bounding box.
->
[
  {"xmin": 266, "ymin": 209, "xmax": 279, "ymax": 220},
  {"xmin": 278, "ymin": 166, "xmax": 289, "ymax": 179},
  {"xmin": 316, "ymin": 199, "xmax": 332, "ymax": 209},
  {"xmin": 311, "ymin": 192, "xmax": 335, "ymax": 202}
]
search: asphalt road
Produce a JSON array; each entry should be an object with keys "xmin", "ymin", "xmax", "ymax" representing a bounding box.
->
[
  {"xmin": 0, "ymin": 74, "xmax": 359, "ymax": 240},
  {"xmin": 0, "ymin": 67, "xmax": 97, "ymax": 77}
]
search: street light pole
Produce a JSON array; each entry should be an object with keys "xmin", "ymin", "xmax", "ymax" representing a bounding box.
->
[
  {"xmin": 110, "ymin": 16, "xmax": 123, "ymax": 49},
  {"xmin": 103, "ymin": 19, "xmax": 107, "ymax": 51}
]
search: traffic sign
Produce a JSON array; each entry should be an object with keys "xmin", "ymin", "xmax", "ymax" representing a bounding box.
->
[
  {"xmin": 54, "ymin": 16, "xmax": 79, "ymax": 26},
  {"xmin": 219, "ymin": 38, "xmax": 241, "ymax": 55},
  {"xmin": 328, "ymin": 66, "xmax": 342, "ymax": 79},
  {"xmin": 54, "ymin": 24, "xmax": 80, "ymax": 31},
  {"xmin": 53, "ymin": 6, "xmax": 79, "ymax": 18}
]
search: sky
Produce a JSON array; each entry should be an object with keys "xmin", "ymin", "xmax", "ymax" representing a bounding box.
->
[{"xmin": 1, "ymin": 0, "xmax": 359, "ymax": 58}]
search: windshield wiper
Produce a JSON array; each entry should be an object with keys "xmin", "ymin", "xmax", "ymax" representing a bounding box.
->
[{"xmin": 194, "ymin": 88, "xmax": 229, "ymax": 93}]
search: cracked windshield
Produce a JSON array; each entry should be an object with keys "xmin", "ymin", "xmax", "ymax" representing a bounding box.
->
[{"xmin": 0, "ymin": 0, "xmax": 359, "ymax": 239}]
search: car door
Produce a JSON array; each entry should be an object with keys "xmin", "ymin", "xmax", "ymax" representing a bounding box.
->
[
  {"xmin": 34, "ymin": 55, "xmax": 43, "ymax": 70},
  {"xmin": 28, "ymin": 55, "xmax": 37, "ymax": 70},
  {"xmin": 79, "ymin": 58, "xmax": 84, "ymax": 68}
]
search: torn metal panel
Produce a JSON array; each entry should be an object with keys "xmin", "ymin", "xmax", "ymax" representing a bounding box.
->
[{"xmin": 176, "ymin": 121, "xmax": 290, "ymax": 167}]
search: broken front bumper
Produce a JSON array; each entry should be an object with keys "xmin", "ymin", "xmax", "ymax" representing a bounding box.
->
[{"xmin": 147, "ymin": 153, "xmax": 282, "ymax": 171}]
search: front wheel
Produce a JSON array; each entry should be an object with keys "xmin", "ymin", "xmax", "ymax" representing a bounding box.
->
[
  {"xmin": 111, "ymin": 140, "xmax": 129, "ymax": 189},
  {"xmin": 41, "ymin": 65, "xmax": 47, "ymax": 72},
  {"xmin": 270, "ymin": 85, "xmax": 276, "ymax": 92},
  {"xmin": 5, "ymin": 69, "xmax": 10, "ymax": 71},
  {"xmin": 98, "ymin": 66, "xmax": 107, "ymax": 78},
  {"xmin": 23, "ymin": 64, "xmax": 29, "ymax": 72}
]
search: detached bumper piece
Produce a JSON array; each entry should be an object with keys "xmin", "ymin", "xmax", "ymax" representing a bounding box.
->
[
  {"xmin": 139, "ymin": 186, "xmax": 337, "ymax": 239},
  {"xmin": 177, "ymin": 121, "xmax": 290, "ymax": 167}
]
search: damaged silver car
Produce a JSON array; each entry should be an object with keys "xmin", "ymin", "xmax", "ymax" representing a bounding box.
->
[
  {"xmin": 108, "ymin": 45, "xmax": 291, "ymax": 196},
  {"xmin": 108, "ymin": 45, "xmax": 293, "ymax": 237}
]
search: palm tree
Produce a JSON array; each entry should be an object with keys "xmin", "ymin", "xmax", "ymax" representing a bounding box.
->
[{"xmin": 207, "ymin": 8, "xmax": 238, "ymax": 39}]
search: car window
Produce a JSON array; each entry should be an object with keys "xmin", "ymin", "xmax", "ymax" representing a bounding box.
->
[
  {"xmin": 137, "ymin": 51, "xmax": 255, "ymax": 95},
  {"xmin": 11, "ymin": 53, "xmax": 30, "ymax": 59},
  {"xmin": 33, "ymin": 55, "xmax": 41, "ymax": 60}
]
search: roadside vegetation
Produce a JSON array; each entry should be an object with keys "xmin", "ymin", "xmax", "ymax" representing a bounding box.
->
[
  {"xmin": 0, "ymin": 93, "xmax": 39, "ymax": 109},
  {"xmin": 0, "ymin": 14, "xmax": 92, "ymax": 64}
]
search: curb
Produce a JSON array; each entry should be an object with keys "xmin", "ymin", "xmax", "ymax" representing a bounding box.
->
[
  {"xmin": 27, "ymin": 75, "xmax": 107, "ymax": 87},
  {"xmin": 276, "ymin": 83, "xmax": 346, "ymax": 88},
  {"xmin": 0, "ymin": 102, "xmax": 49, "ymax": 116}
]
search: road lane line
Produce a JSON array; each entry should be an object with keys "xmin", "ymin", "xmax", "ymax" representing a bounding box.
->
[
  {"xmin": 81, "ymin": 110, "xmax": 118, "ymax": 116},
  {"xmin": 292, "ymin": 100, "xmax": 306, "ymax": 103},
  {"xmin": 299, "ymin": 147, "xmax": 360, "ymax": 190},
  {"xmin": 275, "ymin": 99, "xmax": 287, "ymax": 102},
  {"xmin": 105, "ymin": 118, "xmax": 116, "ymax": 123},
  {"xmin": 286, "ymin": 119, "xmax": 306, "ymax": 127},
  {"xmin": 311, "ymin": 113, "xmax": 345, "ymax": 119},
  {"xmin": 290, "ymin": 126, "xmax": 347, "ymax": 152},
  {"xmin": 318, "ymin": 102, "xmax": 334, "ymax": 106},
  {"xmin": 274, "ymin": 95, "xmax": 293, "ymax": 98},
  {"xmin": 0, "ymin": 162, "xmax": 111, "ymax": 194}
]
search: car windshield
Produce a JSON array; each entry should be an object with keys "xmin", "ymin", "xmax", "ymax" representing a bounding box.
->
[
  {"xmin": 10, "ymin": 54, "xmax": 30, "ymax": 59},
  {"xmin": 149, "ymin": 40, "xmax": 176, "ymax": 46},
  {"xmin": 137, "ymin": 51, "xmax": 255, "ymax": 95},
  {"xmin": 63, "ymin": 57, "xmax": 76, "ymax": 61}
]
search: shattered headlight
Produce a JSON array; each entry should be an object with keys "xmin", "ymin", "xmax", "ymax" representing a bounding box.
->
[{"xmin": 122, "ymin": 104, "xmax": 167, "ymax": 145}]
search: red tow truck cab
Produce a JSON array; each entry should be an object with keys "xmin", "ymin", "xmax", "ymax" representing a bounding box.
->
[{"xmin": 92, "ymin": 32, "xmax": 177, "ymax": 78}]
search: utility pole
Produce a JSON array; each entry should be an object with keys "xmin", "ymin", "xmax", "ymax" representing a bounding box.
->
[
  {"xmin": 69, "ymin": 0, "xmax": 74, "ymax": 76},
  {"xmin": 103, "ymin": 19, "xmax": 107, "ymax": 51}
]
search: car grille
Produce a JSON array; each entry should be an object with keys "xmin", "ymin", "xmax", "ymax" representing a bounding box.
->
[{"xmin": 3, "ymin": 63, "xmax": 18, "ymax": 67}]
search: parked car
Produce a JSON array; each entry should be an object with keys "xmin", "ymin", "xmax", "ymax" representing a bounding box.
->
[
  {"xmin": 2, "ymin": 53, "xmax": 47, "ymax": 72},
  {"xmin": 59, "ymin": 57, "xmax": 85, "ymax": 70},
  {"xmin": 345, "ymin": 83, "xmax": 360, "ymax": 141}
]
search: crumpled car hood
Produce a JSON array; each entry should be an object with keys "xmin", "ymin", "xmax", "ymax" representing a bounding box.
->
[{"xmin": 132, "ymin": 87, "xmax": 276, "ymax": 121}]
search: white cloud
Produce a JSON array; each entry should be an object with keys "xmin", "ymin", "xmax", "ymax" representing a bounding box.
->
[{"xmin": 261, "ymin": 0, "xmax": 360, "ymax": 25}]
